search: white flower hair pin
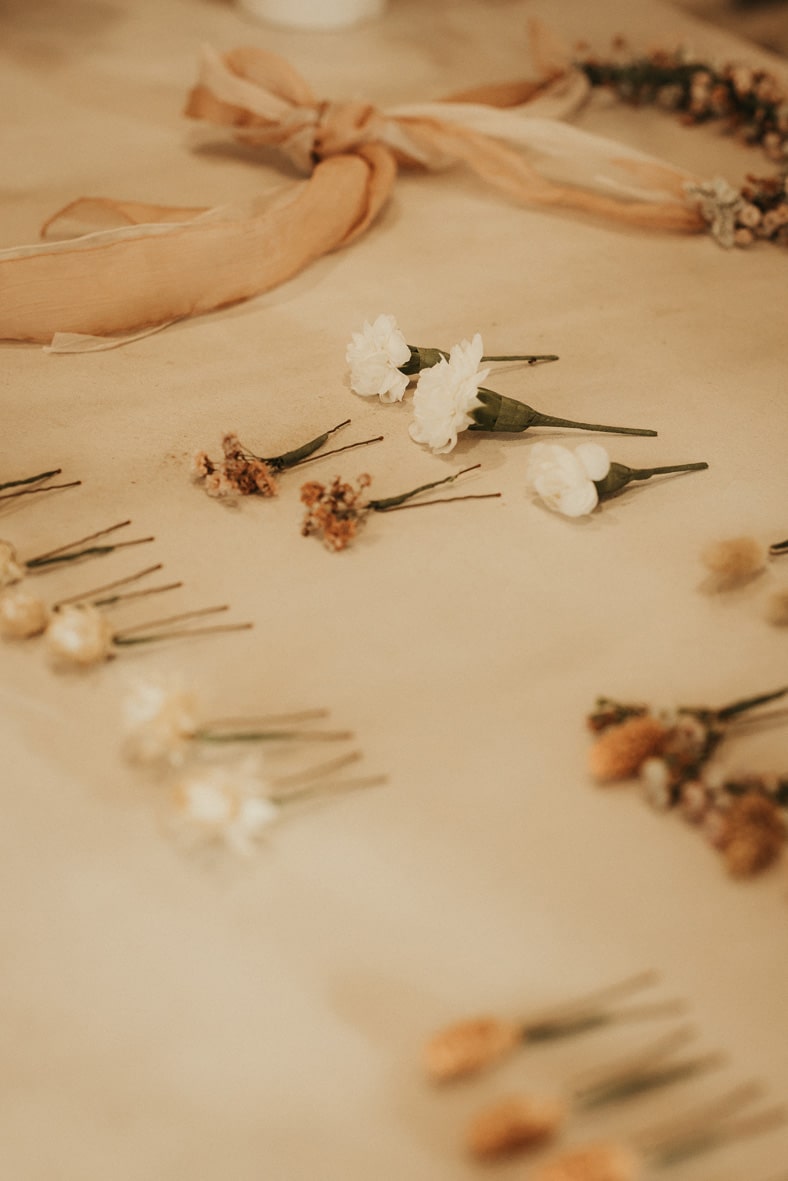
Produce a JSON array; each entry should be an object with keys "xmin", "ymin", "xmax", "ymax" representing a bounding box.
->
[
  {"xmin": 531, "ymin": 1082, "xmax": 785, "ymax": 1181},
  {"xmin": 0, "ymin": 467, "xmax": 81, "ymax": 503},
  {"xmin": 525, "ymin": 442, "xmax": 708, "ymax": 517},
  {"xmin": 467, "ymin": 1026, "xmax": 721, "ymax": 1162},
  {"xmin": 0, "ymin": 519, "xmax": 154, "ymax": 588},
  {"xmin": 423, "ymin": 971, "xmax": 683, "ymax": 1084},
  {"xmin": 587, "ymin": 685, "xmax": 788, "ymax": 877},
  {"xmin": 122, "ymin": 674, "xmax": 354, "ymax": 768},
  {"xmin": 0, "ymin": 562, "xmax": 181, "ymax": 641},
  {"xmin": 192, "ymin": 421, "xmax": 382, "ymax": 500},
  {"xmin": 346, "ymin": 313, "xmax": 557, "ymax": 404},
  {"xmin": 300, "ymin": 464, "xmax": 500, "ymax": 552},
  {"xmin": 409, "ymin": 335, "xmax": 655, "ymax": 455},
  {"xmin": 168, "ymin": 750, "xmax": 387, "ymax": 856}
]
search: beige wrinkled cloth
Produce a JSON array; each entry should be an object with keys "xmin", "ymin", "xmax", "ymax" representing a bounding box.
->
[{"xmin": 0, "ymin": 35, "xmax": 703, "ymax": 346}]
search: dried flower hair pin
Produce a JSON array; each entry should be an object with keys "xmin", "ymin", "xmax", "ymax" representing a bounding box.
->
[
  {"xmin": 300, "ymin": 464, "xmax": 500, "ymax": 552},
  {"xmin": 191, "ymin": 420, "xmax": 383, "ymax": 500},
  {"xmin": 122, "ymin": 674, "xmax": 355, "ymax": 767},
  {"xmin": 700, "ymin": 534, "xmax": 788, "ymax": 626},
  {"xmin": 168, "ymin": 750, "xmax": 387, "ymax": 856},
  {"xmin": 0, "ymin": 562, "xmax": 181, "ymax": 640},
  {"xmin": 588, "ymin": 685, "xmax": 788, "ymax": 877},
  {"xmin": 346, "ymin": 313, "xmax": 558, "ymax": 404},
  {"xmin": 0, "ymin": 519, "xmax": 153, "ymax": 588},
  {"xmin": 526, "ymin": 442, "xmax": 708, "ymax": 517},
  {"xmin": 423, "ymin": 971, "xmax": 682, "ymax": 1084},
  {"xmin": 531, "ymin": 1082, "xmax": 786, "ymax": 1181},
  {"xmin": 467, "ymin": 1026, "xmax": 722, "ymax": 1161},
  {"xmin": 0, "ymin": 467, "xmax": 81, "ymax": 502},
  {"xmin": 408, "ymin": 335, "xmax": 656, "ymax": 455}
]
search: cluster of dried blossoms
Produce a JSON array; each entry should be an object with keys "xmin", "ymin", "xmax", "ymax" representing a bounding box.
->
[
  {"xmin": 576, "ymin": 43, "xmax": 788, "ymax": 248},
  {"xmin": 701, "ymin": 534, "xmax": 788, "ymax": 625},
  {"xmin": 192, "ymin": 433, "xmax": 278, "ymax": 498},
  {"xmin": 587, "ymin": 688, "xmax": 788, "ymax": 876},
  {"xmin": 300, "ymin": 474, "xmax": 372, "ymax": 552}
]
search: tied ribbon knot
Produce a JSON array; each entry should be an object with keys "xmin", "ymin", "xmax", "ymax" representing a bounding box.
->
[{"xmin": 0, "ymin": 32, "xmax": 706, "ymax": 350}]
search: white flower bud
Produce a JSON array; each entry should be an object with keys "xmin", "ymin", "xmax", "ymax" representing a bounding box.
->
[
  {"xmin": 45, "ymin": 604, "xmax": 114, "ymax": 666},
  {"xmin": 0, "ymin": 587, "xmax": 49, "ymax": 638}
]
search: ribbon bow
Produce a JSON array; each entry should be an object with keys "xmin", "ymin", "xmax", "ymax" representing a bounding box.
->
[{"xmin": 0, "ymin": 36, "xmax": 704, "ymax": 350}]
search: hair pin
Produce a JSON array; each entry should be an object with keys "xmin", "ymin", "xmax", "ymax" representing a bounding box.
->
[
  {"xmin": 122, "ymin": 674, "xmax": 355, "ymax": 767},
  {"xmin": 467, "ymin": 1026, "xmax": 722, "ymax": 1161},
  {"xmin": 300, "ymin": 464, "xmax": 500, "ymax": 551},
  {"xmin": 0, "ymin": 467, "xmax": 82, "ymax": 502},
  {"xmin": 525, "ymin": 441, "xmax": 708, "ymax": 517},
  {"xmin": 346, "ymin": 314, "xmax": 558, "ymax": 404},
  {"xmin": 191, "ymin": 421, "xmax": 383, "ymax": 500},
  {"xmin": 44, "ymin": 602, "xmax": 252, "ymax": 667},
  {"xmin": 0, "ymin": 563, "xmax": 181, "ymax": 641},
  {"xmin": 0, "ymin": 520, "xmax": 154, "ymax": 589},
  {"xmin": 169, "ymin": 749, "xmax": 387, "ymax": 856},
  {"xmin": 423, "ymin": 971, "xmax": 683, "ymax": 1084},
  {"xmin": 587, "ymin": 686, "xmax": 788, "ymax": 877}
]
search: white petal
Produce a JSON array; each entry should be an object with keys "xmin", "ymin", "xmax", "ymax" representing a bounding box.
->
[{"xmin": 575, "ymin": 442, "xmax": 611, "ymax": 481}]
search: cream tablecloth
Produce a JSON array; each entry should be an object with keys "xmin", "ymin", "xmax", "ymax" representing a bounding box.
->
[{"xmin": 2, "ymin": 1, "xmax": 787, "ymax": 1177}]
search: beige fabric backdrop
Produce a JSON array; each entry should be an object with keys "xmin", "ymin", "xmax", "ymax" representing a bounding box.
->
[{"xmin": 1, "ymin": 1, "xmax": 787, "ymax": 1177}]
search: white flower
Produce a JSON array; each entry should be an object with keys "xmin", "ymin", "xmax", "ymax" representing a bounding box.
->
[
  {"xmin": 409, "ymin": 334, "xmax": 489, "ymax": 454},
  {"xmin": 0, "ymin": 540, "xmax": 25, "ymax": 587},
  {"xmin": 123, "ymin": 675, "xmax": 199, "ymax": 765},
  {"xmin": 171, "ymin": 761, "xmax": 279, "ymax": 855},
  {"xmin": 0, "ymin": 587, "xmax": 49, "ymax": 638},
  {"xmin": 346, "ymin": 313, "xmax": 411, "ymax": 402},
  {"xmin": 525, "ymin": 442, "xmax": 610, "ymax": 517},
  {"xmin": 44, "ymin": 603, "xmax": 114, "ymax": 666}
]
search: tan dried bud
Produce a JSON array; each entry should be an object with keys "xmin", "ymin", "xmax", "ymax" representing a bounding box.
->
[
  {"xmin": 718, "ymin": 793, "xmax": 785, "ymax": 877},
  {"xmin": 588, "ymin": 716, "xmax": 667, "ymax": 782},
  {"xmin": 424, "ymin": 1016, "xmax": 522, "ymax": 1083},
  {"xmin": 467, "ymin": 1093, "xmax": 565, "ymax": 1159},
  {"xmin": 701, "ymin": 536, "xmax": 767, "ymax": 588},
  {"xmin": 533, "ymin": 1140, "xmax": 641, "ymax": 1181},
  {"xmin": 724, "ymin": 831, "xmax": 782, "ymax": 877}
]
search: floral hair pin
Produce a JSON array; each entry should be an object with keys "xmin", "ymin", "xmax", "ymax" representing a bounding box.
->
[
  {"xmin": 467, "ymin": 1026, "xmax": 722, "ymax": 1161},
  {"xmin": 300, "ymin": 464, "xmax": 500, "ymax": 552},
  {"xmin": 587, "ymin": 685, "xmax": 788, "ymax": 877},
  {"xmin": 0, "ymin": 562, "xmax": 181, "ymax": 641},
  {"xmin": 525, "ymin": 441, "xmax": 708, "ymax": 517},
  {"xmin": 168, "ymin": 749, "xmax": 387, "ymax": 856},
  {"xmin": 346, "ymin": 313, "xmax": 558, "ymax": 404},
  {"xmin": 191, "ymin": 420, "xmax": 383, "ymax": 500},
  {"xmin": 0, "ymin": 519, "xmax": 154, "ymax": 588},
  {"xmin": 45, "ymin": 602, "xmax": 253, "ymax": 668},
  {"xmin": 0, "ymin": 467, "xmax": 81, "ymax": 502},
  {"xmin": 408, "ymin": 334, "xmax": 656, "ymax": 455},
  {"xmin": 423, "ymin": 971, "xmax": 683, "ymax": 1084},
  {"xmin": 530, "ymin": 1083, "xmax": 786, "ymax": 1180},
  {"xmin": 122, "ymin": 674, "xmax": 355, "ymax": 767}
]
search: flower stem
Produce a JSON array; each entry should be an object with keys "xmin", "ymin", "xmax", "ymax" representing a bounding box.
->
[
  {"xmin": 53, "ymin": 563, "xmax": 164, "ymax": 607},
  {"xmin": 481, "ymin": 353, "xmax": 559, "ymax": 364},
  {"xmin": 0, "ymin": 479, "xmax": 81, "ymax": 502},
  {"xmin": 114, "ymin": 622, "xmax": 254, "ymax": 646},
  {"xmin": 0, "ymin": 468, "xmax": 62, "ymax": 491},
  {"xmin": 26, "ymin": 519, "xmax": 131, "ymax": 563},
  {"xmin": 472, "ymin": 390, "xmax": 656, "ymax": 436},
  {"xmin": 285, "ymin": 434, "xmax": 384, "ymax": 470},
  {"xmin": 271, "ymin": 774, "xmax": 387, "ymax": 806},
  {"xmin": 27, "ymin": 536, "xmax": 155, "ymax": 569},
  {"xmin": 529, "ymin": 411, "xmax": 657, "ymax": 437},
  {"xmin": 377, "ymin": 493, "xmax": 501, "ymax": 512},
  {"xmin": 368, "ymin": 463, "xmax": 481, "ymax": 511},
  {"xmin": 269, "ymin": 419, "xmax": 352, "ymax": 469},
  {"xmin": 93, "ymin": 581, "xmax": 183, "ymax": 608},
  {"xmin": 195, "ymin": 727, "xmax": 353, "ymax": 744},
  {"xmin": 769, "ymin": 538, "xmax": 788, "ymax": 556},
  {"xmin": 627, "ymin": 462, "xmax": 709, "ymax": 479},
  {"xmin": 521, "ymin": 970, "xmax": 663, "ymax": 1043},
  {"xmin": 113, "ymin": 604, "xmax": 230, "ymax": 637},
  {"xmin": 714, "ymin": 685, "xmax": 788, "ymax": 722}
]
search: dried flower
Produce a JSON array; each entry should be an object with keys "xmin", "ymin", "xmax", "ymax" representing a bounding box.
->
[
  {"xmin": 44, "ymin": 604, "xmax": 114, "ymax": 666},
  {"xmin": 171, "ymin": 761, "xmax": 280, "ymax": 855},
  {"xmin": 639, "ymin": 757, "xmax": 674, "ymax": 810},
  {"xmin": 701, "ymin": 536, "xmax": 767, "ymax": 589},
  {"xmin": 525, "ymin": 442, "xmax": 610, "ymax": 517},
  {"xmin": 717, "ymin": 792, "xmax": 785, "ymax": 877},
  {"xmin": 347, "ymin": 315, "xmax": 558, "ymax": 405},
  {"xmin": 467, "ymin": 1094, "xmax": 566, "ymax": 1159},
  {"xmin": 533, "ymin": 1141, "xmax": 641, "ymax": 1181},
  {"xmin": 192, "ymin": 421, "xmax": 381, "ymax": 501},
  {"xmin": 410, "ymin": 338, "xmax": 653, "ymax": 455},
  {"xmin": 588, "ymin": 716, "xmax": 668, "ymax": 781},
  {"xmin": 0, "ymin": 540, "xmax": 26, "ymax": 587},
  {"xmin": 123, "ymin": 675, "xmax": 199, "ymax": 765},
  {"xmin": 424, "ymin": 1016, "xmax": 523, "ymax": 1082},
  {"xmin": 0, "ymin": 587, "xmax": 49, "ymax": 638},
  {"xmin": 300, "ymin": 466, "xmax": 499, "ymax": 552}
]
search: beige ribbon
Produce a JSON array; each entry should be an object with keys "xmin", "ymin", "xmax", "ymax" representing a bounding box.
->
[{"xmin": 0, "ymin": 38, "xmax": 704, "ymax": 348}]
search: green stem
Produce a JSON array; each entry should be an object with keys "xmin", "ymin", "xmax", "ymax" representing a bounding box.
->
[
  {"xmin": 627, "ymin": 463, "xmax": 709, "ymax": 479},
  {"xmin": 26, "ymin": 519, "xmax": 132, "ymax": 564},
  {"xmin": 0, "ymin": 480, "xmax": 81, "ymax": 502},
  {"xmin": 114, "ymin": 622, "xmax": 253, "ymax": 646},
  {"xmin": 481, "ymin": 353, "xmax": 559, "ymax": 364},
  {"xmin": 376, "ymin": 493, "xmax": 501, "ymax": 512},
  {"xmin": 715, "ymin": 685, "xmax": 788, "ymax": 723},
  {"xmin": 470, "ymin": 389, "xmax": 656, "ymax": 437},
  {"xmin": 528, "ymin": 412, "xmax": 657, "ymax": 437},
  {"xmin": 594, "ymin": 461, "xmax": 708, "ymax": 499},
  {"xmin": 0, "ymin": 468, "xmax": 61, "ymax": 491},
  {"xmin": 268, "ymin": 419, "xmax": 351, "ymax": 470},
  {"xmin": 285, "ymin": 434, "xmax": 383, "ymax": 471},
  {"xmin": 27, "ymin": 537, "xmax": 154, "ymax": 569},
  {"xmin": 368, "ymin": 464, "xmax": 481, "ymax": 511},
  {"xmin": 194, "ymin": 728, "xmax": 353, "ymax": 744}
]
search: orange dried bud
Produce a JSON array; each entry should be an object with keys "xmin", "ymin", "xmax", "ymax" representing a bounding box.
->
[
  {"xmin": 424, "ymin": 1016, "xmax": 522, "ymax": 1083},
  {"xmin": 467, "ymin": 1093, "xmax": 565, "ymax": 1159},
  {"xmin": 701, "ymin": 536, "xmax": 766, "ymax": 588},
  {"xmin": 588, "ymin": 716, "xmax": 667, "ymax": 782},
  {"xmin": 533, "ymin": 1140, "xmax": 641, "ymax": 1181},
  {"xmin": 718, "ymin": 793, "xmax": 785, "ymax": 877}
]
